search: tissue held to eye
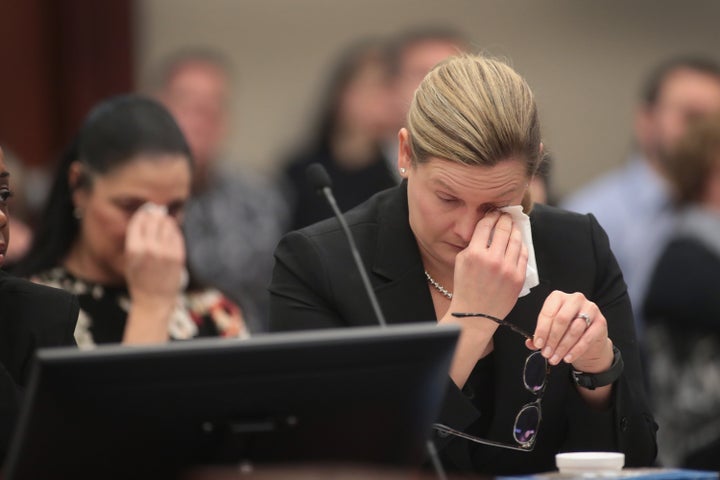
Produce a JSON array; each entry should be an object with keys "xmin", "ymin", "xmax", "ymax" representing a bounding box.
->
[{"xmin": 499, "ymin": 205, "xmax": 539, "ymax": 297}]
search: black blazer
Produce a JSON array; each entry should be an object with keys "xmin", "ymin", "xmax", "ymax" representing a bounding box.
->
[
  {"xmin": 0, "ymin": 271, "xmax": 79, "ymax": 460},
  {"xmin": 270, "ymin": 183, "xmax": 657, "ymax": 475}
]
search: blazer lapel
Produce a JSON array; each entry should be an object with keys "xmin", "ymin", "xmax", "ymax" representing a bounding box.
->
[{"xmin": 371, "ymin": 183, "xmax": 436, "ymax": 325}]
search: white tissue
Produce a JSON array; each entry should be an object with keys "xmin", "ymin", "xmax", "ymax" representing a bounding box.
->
[
  {"xmin": 499, "ymin": 205, "xmax": 539, "ymax": 297},
  {"xmin": 140, "ymin": 202, "xmax": 168, "ymax": 215}
]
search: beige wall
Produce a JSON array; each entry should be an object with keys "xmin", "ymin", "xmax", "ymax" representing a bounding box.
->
[{"xmin": 135, "ymin": 0, "xmax": 720, "ymax": 199}]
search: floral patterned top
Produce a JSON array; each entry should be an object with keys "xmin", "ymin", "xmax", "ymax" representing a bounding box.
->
[{"xmin": 31, "ymin": 267, "xmax": 248, "ymax": 349}]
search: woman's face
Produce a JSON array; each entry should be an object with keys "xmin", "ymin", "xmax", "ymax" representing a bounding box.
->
[
  {"xmin": 71, "ymin": 154, "xmax": 191, "ymax": 283},
  {"xmin": 0, "ymin": 149, "xmax": 11, "ymax": 267},
  {"xmin": 397, "ymin": 130, "xmax": 529, "ymax": 271}
]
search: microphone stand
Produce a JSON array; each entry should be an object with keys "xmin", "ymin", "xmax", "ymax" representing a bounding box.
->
[{"xmin": 310, "ymin": 165, "xmax": 446, "ymax": 480}]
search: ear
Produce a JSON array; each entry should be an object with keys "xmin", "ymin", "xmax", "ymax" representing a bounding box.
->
[
  {"xmin": 68, "ymin": 161, "xmax": 89, "ymax": 213},
  {"xmin": 397, "ymin": 128, "xmax": 412, "ymax": 176}
]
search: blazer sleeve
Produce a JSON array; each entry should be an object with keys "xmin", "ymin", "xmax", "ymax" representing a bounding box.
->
[
  {"xmin": 269, "ymin": 230, "xmax": 347, "ymax": 331},
  {"xmin": 561, "ymin": 214, "xmax": 657, "ymax": 466}
]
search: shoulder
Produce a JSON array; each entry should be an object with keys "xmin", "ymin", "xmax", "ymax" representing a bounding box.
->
[
  {"xmin": 0, "ymin": 271, "xmax": 78, "ymax": 342},
  {"xmin": 0, "ymin": 270, "xmax": 76, "ymax": 307},
  {"xmin": 274, "ymin": 185, "xmax": 404, "ymax": 285},
  {"xmin": 530, "ymin": 203, "xmax": 600, "ymax": 239},
  {"xmin": 529, "ymin": 204, "xmax": 620, "ymax": 294},
  {"xmin": 298, "ymin": 187, "xmax": 402, "ymax": 238},
  {"xmin": 530, "ymin": 203, "xmax": 609, "ymax": 259},
  {"xmin": 531, "ymin": 203, "xmax": 612, "ymax": 252},
  {"xmin": 656, "ymin": 236, "xmax": 720, "ymax": 272}
]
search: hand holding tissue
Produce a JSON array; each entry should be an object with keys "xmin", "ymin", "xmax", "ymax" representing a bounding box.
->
[{"xmin": 499, "ymin": 205, "xmax": 539, "ymax": 297}]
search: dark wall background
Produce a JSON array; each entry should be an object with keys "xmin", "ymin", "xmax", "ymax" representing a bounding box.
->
[{"xmin": 0, "ymin": 0, "xmax": 133, "ymax": 167}]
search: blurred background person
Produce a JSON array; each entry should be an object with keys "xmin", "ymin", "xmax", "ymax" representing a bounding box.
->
[
  {"xmin": 282, "ymin": 39, "xmax": 397, "ymax": 229},
  {"xmin": 154, "ymin": 49, "xmax": 289, "ymax": 333},
  {"xmin": 382, "ymin": 27, "xmax": 469, "ymax": 176},
  {"xmin": 0, "ymin": 145, "xmax": 78, "ymax": 463},
  {"xmin": 15, "ymin": 95, "xmax": 246, "ymax": 348},
  {"xmin": 642, "ymin": 113, "xmax": 720, "ymax": 470},
  {"xmin": 561, "ymin": 57, "xmax": 720, "ymax": 337}
]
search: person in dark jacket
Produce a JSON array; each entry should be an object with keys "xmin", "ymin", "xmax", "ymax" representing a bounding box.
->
[{"xmin": 269, "ymin": 54, "xmax": 657, "ymax": 475}]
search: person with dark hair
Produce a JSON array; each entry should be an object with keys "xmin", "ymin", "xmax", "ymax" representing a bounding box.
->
[
  {"xmin": 15, "ymin": 94, "xmax": 246, "ymax": 348},
  {"xmin": 643, "ymin": 113, "xmax": 720, "ymax": 469},
  {"xmin": 0, "ymin": 146, "xmax": 78, "ymax": 462},
  {"xmin": 562, "ymin": 56, "xmax": 720, "ymax": 337},
  {"xmin": 381, "ymin": 27, "xmax": 469, "ymax": 177},
  {"xmin": 270, "ymin": 55, "xmax": 656, "ymax": 475},
  {"xmin": 283, "ymin": 39, "xmax": 398, "ymax": 229},
  {"xmin": 154, "ymin": 49, "xmax": 288, "ymax": 332}
]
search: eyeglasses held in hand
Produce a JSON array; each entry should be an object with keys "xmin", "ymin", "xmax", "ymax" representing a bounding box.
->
[{"xmin": 432, "ymin": 312, "xmax": 550, "ymax": 452}]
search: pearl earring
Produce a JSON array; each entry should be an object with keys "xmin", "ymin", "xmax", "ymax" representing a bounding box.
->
[{"xmin": 400, "ymin": 167, "xmax": 406, "ymax": 174}]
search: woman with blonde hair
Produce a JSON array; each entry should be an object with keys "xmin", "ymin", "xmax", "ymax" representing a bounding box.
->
[{"xmin": 270, "ymin": 55, "xmax": 656, "ymax": 474}]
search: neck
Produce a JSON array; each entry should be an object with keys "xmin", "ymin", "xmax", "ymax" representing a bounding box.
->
[{"xmin": 64, "ymin": 240, "xmax": 124, "ymax": 286}]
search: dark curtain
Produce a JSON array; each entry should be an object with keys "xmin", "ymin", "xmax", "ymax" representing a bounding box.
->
[{"xmin": 0, "ymin": 0, "xmax": 133, "ymax": 167}]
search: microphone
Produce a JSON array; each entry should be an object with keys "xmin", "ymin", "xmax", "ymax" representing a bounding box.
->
[
  {"xmin": 307, "ymin": 164, "xmax": 446, "ymax": 480},
  {"xmin": 306, "ymin": 163, "xmax": 387, "ymax": 328}
]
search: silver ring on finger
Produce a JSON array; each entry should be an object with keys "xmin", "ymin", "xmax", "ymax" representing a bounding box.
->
[{"xmin": 575, "ymin": 312, "xmax": 592, "ymax": 329}]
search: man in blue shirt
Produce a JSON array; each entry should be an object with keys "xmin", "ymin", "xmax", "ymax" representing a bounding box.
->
[{"xmin": 562, "ymin": 57, "xmax": 720, "ymax": 337}]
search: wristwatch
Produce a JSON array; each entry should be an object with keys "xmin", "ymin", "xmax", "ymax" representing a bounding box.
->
[{"xmin": 570, "ymin": 345, "xmax": 624, "ymax": 390}]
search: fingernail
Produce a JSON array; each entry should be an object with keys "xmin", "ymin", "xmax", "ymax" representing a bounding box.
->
[
  {"xmin": 534, "ymin": 337, "xmax": 544, "ymax": 349},
  {"xmin": 542, "ymin": 346, "xmax": 552, "ymax": 358},
  {"xmin": 550, "ymin": 354, "xmax": 560, "ymax": 365},
  {"xmin": 564, "ymin": 354, "xmax": 573, "ymax": 363}
]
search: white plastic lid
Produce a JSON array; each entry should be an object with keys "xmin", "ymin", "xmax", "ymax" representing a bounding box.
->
[{"xmin": 555, "ymin": 452, "xmax": 625, "ymax": 474}]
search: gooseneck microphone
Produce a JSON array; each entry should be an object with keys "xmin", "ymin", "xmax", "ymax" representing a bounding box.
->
[
  {"xmin": 306, "ymin": 163, "xmax": 387, "ymax": 328},
  {"xmin": 306, "ymin": 163, "xmax": 446, "ymax": 480}
]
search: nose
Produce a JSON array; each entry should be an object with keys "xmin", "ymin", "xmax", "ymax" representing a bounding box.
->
[{"xmin": 453, "ymin": 208, "xmax": 482, "ymax": 246}]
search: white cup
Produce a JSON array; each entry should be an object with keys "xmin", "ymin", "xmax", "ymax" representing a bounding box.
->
[{"xmin": 556, "ymin": 452, "xmax": 625, "ymax": 474}]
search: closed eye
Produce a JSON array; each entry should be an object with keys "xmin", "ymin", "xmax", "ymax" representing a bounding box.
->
[
  {"xmin": 113, "ymin": 199, "xmax": 145, "ymax": 216},
  {"xmin": 436, "ymin": 192, "xmax": 459, "ymax": 204}
]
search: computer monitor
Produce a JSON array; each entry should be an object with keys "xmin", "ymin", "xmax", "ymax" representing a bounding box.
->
[{"xmin": 4, "ymin": 323, "xmax": 459, "ymax": 480}]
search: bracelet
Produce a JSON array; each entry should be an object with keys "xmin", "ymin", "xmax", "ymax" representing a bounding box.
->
[{"xmin": 570, "ymin": 345, "xmax": 624, "ymax": 390}]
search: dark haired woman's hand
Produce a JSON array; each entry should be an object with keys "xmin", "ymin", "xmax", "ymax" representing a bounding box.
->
[{"xmin": 122, "ymin": 204, "xmax": 186, "ymax": 344}]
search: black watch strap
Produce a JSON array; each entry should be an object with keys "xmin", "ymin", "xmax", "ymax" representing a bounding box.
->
[{"xmin": 571, "ymin": 345, "xmax": 624, "ymax": 390}]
